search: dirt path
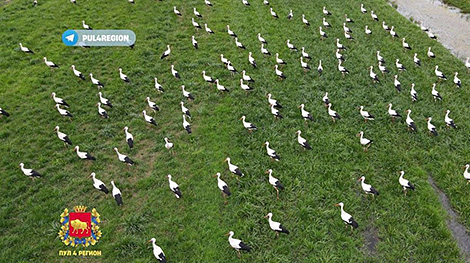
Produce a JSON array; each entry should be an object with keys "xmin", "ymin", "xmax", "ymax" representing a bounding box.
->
[
  {"xmin": 391, "ymin": 0, "xmax": 470, "ymax": 60},
  {"xmin": 428, "ymin": 176, "xmax": 470, "ymax": 262}
]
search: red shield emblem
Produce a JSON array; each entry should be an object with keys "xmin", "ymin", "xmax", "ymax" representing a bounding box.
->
[{"xmin": 69, "ymin": 212, "xmax": 91, "ymax": 238}]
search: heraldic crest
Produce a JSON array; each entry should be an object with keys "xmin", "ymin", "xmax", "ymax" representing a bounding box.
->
[{"xmin": 58, "ymin": 206, "xmax": 101, "ymax": 247}]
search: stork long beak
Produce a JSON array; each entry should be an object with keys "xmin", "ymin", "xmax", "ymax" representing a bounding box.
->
[
  {"xmin": 334, "ymin": 203, "xmax": 340, "ymax": 206},
  {"xmin": 265, "ymin": 170, "xmax": 270, "ymax": 174},
  {"xmin": 212, "ymin": 174, "xmax": 218, "ymax": 178},
  {"xmin": 147, "ymin": 240, "xmax": 152, "ymax": 243},
  {"xmin": 225, "ymin": 233, "xmax": 230, "ymax": 236},
  {"xmin": 357, "ymin": 177, "xmax": 363, "ymax": 182},
  {"xmin": 356, "ymin": 132, "xmax": 361, "ymax": 137},
  {"xmin": 264, "ymin": 214, "xmax": 269, "ymax": 218}
]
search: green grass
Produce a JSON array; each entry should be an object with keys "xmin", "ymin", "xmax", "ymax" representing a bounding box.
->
[
  {"xmin": 1, "ymin": 0, "xmax": 470, "ymax": 262},
  {"xmin": 442, "ymin": 0, "xmax": 470, "ymax": 13}
]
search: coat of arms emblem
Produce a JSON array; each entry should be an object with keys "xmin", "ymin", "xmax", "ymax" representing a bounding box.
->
[{"xmin": 58, "ymin": 206, "xmax": 101, "ymax": 247}]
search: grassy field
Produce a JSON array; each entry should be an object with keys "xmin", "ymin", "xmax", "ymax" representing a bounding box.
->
[
  {"xmin": 1, "ymin": 0, "xmax": 470, "ymax": 262},
  {"xmin": 443, "ymin": 0, "xmax": 470, "ymax": 13}
]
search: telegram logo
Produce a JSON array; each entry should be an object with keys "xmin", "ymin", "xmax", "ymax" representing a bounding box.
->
[{"xmin": 62, "ymin": 30, "xmax": 79, "ymax": 46}]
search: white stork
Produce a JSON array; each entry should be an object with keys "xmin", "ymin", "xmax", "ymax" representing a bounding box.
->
[
  {"xmin": 226, "ymin": 231, "xmax": 251, "ymax": 257},
  {"xmin": 182, "ymin": 115, "xmax": 191, "ymax": 134},
  {"xmin": 214, "ymin": 172, "xmax": 231, "ymax": 204},
  {"xmin": 90, "ymin": 172, "xmax": 109, "ymax": 194},
  {"xmin": 240, "ymin": 79, "xmax": 252, "ymax": 92},
  {"xmin": 181, "ymin": 85, "xmax": 194, "ymax": 100},
  {"xmin": 410, "ymin": 83, "xmax": 418, "ymax": 102},
  {"xmin": 369, "ymin": 66, "xmax": 379, "ymax": 83},
  {"xmin": 356, "ymin": 131, "xmax": 373, "ymax": 152},
  {"xmin": 71, "ymin": 65, "xmax": 85, "ymax": 80},
  {"xmin": 167, "ymin": 174, "xmax": 182, "ymax": 198},
  {"xmin": 382, "ymin": 21, "xmax": 390, "ymax": 31},
  {"xmin": 242, "ymin": 70, "xmax": 254, "ymax": 83},
  {"xmin": 399, "ymin": 171, "xmax": 415, "ymax": 195},
  {"xmin": 267, "ymin": 93, "xmax": 282, "ymax": 108},
  {"xmin": 317, "ymin": 60, "xmax": 323, "ymax": 75},
  {"xmin": 266, "ymin": 169, "xmax": 284, "ymax": 199},
  {"xmin": 261, "ymin": 43, "xmax": 271, "ymax": 55},
  {"xmin": 19, "ymin": 163, "xmax": 42, "ymax": 180},
  {"xmin": 82, "ymin": 20, "xmax": 93, "ymax": 30},
  {"xmin": 44, "ymin": 57, "xmax": 59, "ymax": 68},
  {"xmin": 173, "ymin": 6, "xmax": 181, "ymax": 16},
  {"xmin": 114, "ymin": 147, "xmax": 134, "ymax": 166},
  {"xmin": 146, "ymin": 97, "xmax": 160, "ymax": 112},
  {"xmin": 274, "ymin": 65, "xmax": 286, "ymax": 79},
  {"xmin": 164, "ymin": 137, "xmax": 173, "ymax": 151},
  {"xmin": 142, "ymin": 110, "xmax": 158, "ymax": 126},
  {"xmin": 235, "ymin": 37, "xmax": 246, "ymax": 49},
  {"xmin": 299, "ymin": 104, "xmax": 313, "ymax": 121},
  {"xmin": 378, "ymin": 62, "xmax": 389, "ymax": 75},
  {"xmin": 225, "ymin": 157, "xmax": 244, "ymax": 177},
  {"xmin": 426, "ymin": 117, "xmax": 438, "ymax": 136},
  {"xmin": 431, "ymin": 83, "xmax": 442, "ymax": 101},
  {"xmin": 361, "ymin": 4, "xmax": 367, "ymax": 13},
  {"xmin": 215, "ymin": 79, "xmax": 229, "ymax": 92},
  {"xmin": 264, "ymin": 141, "xmax": 280, "ymax": 161},
  {"xmin": 227, "ymin": 25, "xmax": 237, "ymax": 37},
  {"xmin": 54, "ymin": 126, "xmax": 72, "ymax": 146},
  {"xmin": 286, "ymin": 39, "xmax": 297, "ymax": 51},
  {"xmin": 301, "ymin": 47, "xmax": 311, "ymax": 59},
  {"xmin": 171, "ymin": 65, "xmax": 181, "ymax": 79},
  {"xmin": 334, "ymin": 202, "xmax": 359, "ymax": 230},
  {"xmin": 258, "ymin": 33, "xmax": 267, "ymax": 44},
  {"xmin": 295, "ymin": 130, "xmax": 311, "ymax": 150},
  {"xmin": 264, "ymin": 213, "xmax": 290, "ymax": 238},
  {"xmin": 322, "ymin": 17, "xmax": 331, "ymax": 28},
  {"xmin": 239, "ymin": 116, "xmax": 257, "ymax": 132},
  {"xmin": 358, "ymin": 106, "xmax": 374, "ymax": 122},
  {"xmin": 413, "ymin": 53, "xmax": 421, "ymax": 66},
  {"xmin": 98, "ymin": 92, "xmax": 113, "ymax": 108},
  {"xmin": 345, "ymin": 14, "xmax": 354, "ymax": 23},
  {"xmin": 394, "ymin": 75, "xmax": 401, "ymax": 92},
  {"xmin": 405, "ymin": 109, "xmax": 417, "ymax": 131},
  {"xmin": 124, "ymin": 126, "xmax": 134, "ymax": 149},
  {"xmin": 462, "ymin": 164, "xmax": 470, "ymax": 184},
  {"xmin": 248, "ymin": 52, "xmax": 257, "ymax": 68},
  {"xmin": 453, "ymin": 72, "xmax": 461, "ymax": 88},
  {"xmin": 322, "ymin": 92, "xmax": 329, "ymax": 105},
  {"xmin": 90, "ymin": 73, "xmax": 104, "ymax": 88},
  {"xmin": 147, "ymin": 238, "xmax": 165, "ymax": 262},
  {"xmin": 202, "ymin": 70, "xmax": 215, "ymax": 83},
  {"xmin": 387, "ymin": 103, "xmax": 402, "ymax": 120},
  {"xmin": 192, "ymin": 35, "xmax": 198, "ymax": 49},
  {"xmin": 328, "ymin": 103, "xmax": 341, "ymax": 122},
  {"xmin": 242, "ymin": 0, "xmax": 250, "ymax": 6},
  {"xmin": 357, "ymin": 176, "xmax": 379, "ymax": 197},
  {"xmin": 323, "ymin": 6, "xmax": 331, "ymax": 16},
  {"xmin": 376, "ymin": 51, "xmax": 384, "ymax": 63},
  {"xmin": 319, "ymin": 27, "xmax": 328, "ymax": 39},
  {"xmin": 395, "ymin": 59, "xmax": 406, "ymax": 71},
  {"xmin": 302, "ymin": 14, "xmax": 310, "ymax": 26},
  {"xmin": 194, "ymin": 7, "xmax": 202, "ymax": 18},
  {"xmin": 270, "ymin": 104, "xmax": 283, "ymax": 119},
  {"xmin": 204, "ymin": 23, "xmax": 214, "ymax": 34},
  {"xmin": 97, "ymin": 103, "xmax": 108, "ymax": 118},
  {"xmin": 270, "ymin": 8, "xmax": 279, "ymax": 18},
  {"xmin": 444, "ymin": 110, "xmax": 457, "ymax": 128},
  {"xmin": 338, "ymin": 60, "xmax": 349, "ymax": 76},
  {"xmin": 402, "ymin": 38, "xmax": 411, "ymax": 50},
  {"xmin": 73, "ymin": 146, "xmax": 95, "ymax": 160},
  {"xmin": 365, "ymin": 25, "xmax": 372, "ymax": 35},
  {"xmin": 160, "ymin": 45, "xmax": 171, "ymax": 59},
  {"xmin": 119, "ymin": 68, "xmax": 130, "ymax": 82},
  {"xmin": 191, "ymin": 18, "xmax": 201, "ymax": 29},
  {"xmin": 111, "ymin": 181, "xmax": 123, "ymax": 205},
  {"xmin": 205, "ymin": 0, "xmax": 212, "ymax": 6},
  {"xmin": 51, "ymin": 92, "xmax": 69, "ymax": 107},
  {"xmin": 275, "ymin": 53, "xmax": 287, "ymax": 65},
  {"xmin": 19, "ymin": 43, "xmax": 34, "ymax": 54},
  {"xmin": 287, "ymin": 9, "xmax": 293, "ymax": 20},
  {"xmin": 371, "ymin": 10, "xmax": 378, "ymax": 21},
  {"xmin": 435, "ymin": 65, "xmax": 447, "ymax": 80},
  {"xmin": 55, "ymin": 104, "xmax": 73, "ymax": 118},
  {"xmin": 180, "ymin": 101, "xmax": 191, "ymax": 119},
  {"xmin": 427, "ymin": 47, "xmax": 435, "ymax": 58}
]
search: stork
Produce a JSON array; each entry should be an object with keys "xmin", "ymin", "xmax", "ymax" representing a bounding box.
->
[
  {"xmin": 225, "ymin": 157, "xmax": 244, "ymax": 177},
  {"xmin": 204, "ymin": 23, "xmax": 214, "ymax": 34},
  {"xmin": 54, "ymin": 126, "xmax": 72, "ymax": 146},
  {"xmin": 97, "ymin": 103, "xmax": 108, "ymax": 118},
  {"xmin": 345, "ymin": 14, "xmax": 354, "ymax": 23},
  {"xmin": 302, "ymin": 14, "xmax": 310, "ymax": 26},
  {"xmin": 44, "ymin": 57, "xmax": 59, "ymax": 68},
  {"xmin": 431, "ymin": 83, "xmax": 442, "ymax": 101},
  {"xmin": 160, "ymin": 45, "xmax": 171, "ymax": 59},
  {"xmin": 215, "ymin": 79, "xmax": 229, "ymax": 92},
  {"xmin": 405, "ymin": 109, "xmax": 417, "ymax": 132},
  {"xmin": 360, "ymin": 3, "xmax": 367, "ymax": 13},
  {"xmin": 55, "ymin": 104, "xmax": 73, "ymax": 118},
  {"xmin": 357, "ymin": 176, "xmax": 379, "ymax": 197},
  {"xmin": 387, "ymin": 103, "xmax": 401, "ymax": 121},
  {"xmin": 142, "ymin": 110, "xmax": 158, "ymax": 126},
  {"xmin": 264, "ymin": 213, "xmax": 289, "ymax": 238},
  {"xmin": 295, "ymin": 130, "xmax": 311, "ymax": 150},
  {"xmin": 435, "ymin": 65, "xmax": 447, "ymax": 80},
  {"xmin": 382, "ymin": 21, "xmax": 390, "ymax": 31},
  {"xmin": 365, "ymin": 25, "xmax": 372, "ymax": 35},
  {"xmin": 147, "ymin": 238, "xmax": 166, "ymax": 262},
  {"xmin": 167, "ymin": 174, "xmax": 182, "ymax": 198},
  {"xmin": 286, "ymin": 39, "xmax": 297, "ymax": 51},
  {"xmin": 287, "ymin": 9, "xmax": 293, "ymax": 20},
  {"xmin": 358, "ymin": 106, "xmax": 374, "ymax": 122},
  {"xmin": 322, "ymin": 92, "xmax": 329, "ymax": 106},
  {"xmin": 427, "ymin": 47, "xmax": 435, "ymax": 58},
  {"xmin": 90, "ymin": 73, "xmax": 104, "ymax": 89},
  {"xmin": 266, "ymin": 169, "xmax": 284, "ymax": 199},
  {"xmin": 181, "ymin": 85, "xmax": 194, "ymax": 100},
  {"xmin": 334, "ymin": 202, "xmax": 359, "ymax": 231},
  {"xmin": 369, "ymin": 66, "xmax": 379, "ymax": 82},
  {"xmin": 145, "ymin": 97, "xmax": 160, "ymax": 112},
  {"xmin": 258, "ymin": 33, "xmax": 267, "ymax": 44},
  {"xmin": 239, "ymin": 116, "xmax": 257, "ymax": 132},
  {"xmin": 264, "ymin": 141, "xmax": 280, "ymax": 161},
  {"xmin": 248, "ymin": 52, "xmax": 257, "ymax": 68},
  {"xmin": 164, "ymin": 137, "xmax": 173, "ymax": 152},
  {"xmin": 82, "ymin": 20, "xmax": 93, "ymax": 30},
  {"xmin": 202, "ymin": 70, "xmax": 215, "ymax": 83},
  {"xmin": 182, "ymin": 115, "xmax": 191, "ymax": 134},
  {"xmin": 90, "ymin": 173, "xmax": 108, "ymax": 194},
  {"xmin": 111, "ymin": 181, "xmax": 123, "ymax": 205},
  {"xmin": 191, "ymin": 18, "xmax": 201, "ymax": 29},
  {"xmin": 338, "ymin": 60, "xmax": 349, "ymax": 76},
  {"xmin": 19, "ymin": 163, "xmax": 42, "ymax": 180},
  {"xmin": 413, "ymin": 53, "xmax": 421, "ymax": 66},
  {"xmin": 73, "ymin": 146, "xmax": 96, "ymax": 160},
  {"xmin": 214, "ymin": 172, "xmax": 231, "ymax": 204},
  {"xmin": 323, "ymin": 6, "xmax": 331, "ymax": 16},
  {"xmin": 180, "ymin": 101, "xmax": 191, "ymax": 119},
  {"xmin": 299, "ymin": 104, "xmax": 313, "ymax": 122},
  {"xmin": 173, "ymin": 6, "xmax": 181, "ymax": 16},
  {"xmin": 328, "ymin": 103, "xmax": 341, "ymax": 122},
  {"xmin": 395, "ymin": 59, "xmax": 406, "ymax": 71},
  {"xmin": 453, "ymin": 72, "xmax": 461, "ymax": 87},
  {"xmin": 356, "ymin": 131, "xmax": 373, "ymax": 152},
  {"xmin": 402, "ymin": 38, "xmax": 411, "ymax": 50},
  {"xmin": 192, "ymin": 35, "xmax": 198, "ymax": 49},
  {"xmin": 394, "ymin": 75, "xmax": 401, "ymax": 92},
  {"xmin": 444, "ymin": 110, "xmax": 457, "ymax": 129},
  {"xmin": 261, "ymin": 43, "xmax": 271, "ymax": 55},
  {"xmin": 463, "ymin": 164, "xmax": 470, "ymax": 184},
  {"xmin": 410, "ymin": 83, "xmax": 418, "ymax": 102},
  {"xmin": 171, "ymin": 65, "xmax": 181, "ymax": 79},
  {"xmin": 71, "ymin": 66, "xmax": 86, "ymax": 80},
  {"xmin": 274, "ymin": 65, "xmax": 286, "ymax": 79},
  {"xmin": 426, "ymin": 117, "xmax": 438, "ymax": 136},
  {"xmin": 123, "ymin": 126, "xmax": 134, "ymax": 149},
  {"xmin": 376, "ymin": 51, "xmax": 384, "ymax": 63},
  {"xmin": 317, "ymin": 60, "xmax": 323, "ymax": 75},
  {"xmin": 19, "ymin": 43, "xmax": 34, "ymax": 54},
  {"xmin": 98, "ymin": 92, "xmax": 112, "ymax": 108},
  {"xmin": 226, "ymin": 231, "xmax": 251, "ymax": 257},
  {"xmin": 301, "ymin": 47, "xmax": 311, "ymax": 59},
  {"xmin": 270, "ymin": 104, "xmax": 283, "ymax": 119},
  {"xmin": 51, "ymin": 92, "xmax": 69, "ymax": 107},
  {"xmin": 235, "ymin": 37, "xmax": 246, "ymax": 49},
  {"xmin": 319, "ymin": 27, "xmax": 328, "ymax": 39},
  {"xmin": 114, "ymin": 147, "xmax": 134, "ymax": 166},
  {"xmin": 119, "ymin": 68, "xmax": 130, "ymax": 82},
  {"xmin": 371, "ymin": 10, "xmax": 378, "ymax": 21},
  {"xmin": 269, "ymin": 8, "xmax": 278, "ymax": 18},
  {"xmin": 275, "ymin": 53, "xmax": 287, "ymax": 65},
  {"xmin": 399, "ymin": 171, "xmax": 415, "ymax": 195},
  {"xmin": 267, "ymin": 93, "xmax": 282, "ymax": 108},
  {"xmin": 194, "ymin": 7, "xmax": 202, "ymax": 18}
]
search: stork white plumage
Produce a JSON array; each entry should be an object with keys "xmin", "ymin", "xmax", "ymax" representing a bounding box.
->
[
  {"xmin": 376, "ymin": 50, "xmax": 384, "ymax": 63},
  {"xmin": 191, "ymin": 18, "xmax": 201, "ymax": 29},
  {"xmin": 90, "ymin": 173, "xmax": 109, "ymax": 194},
  {"xmin": 345, "ymin": 14, "xmax": 354, "ymax": 23},
  {"xmin": 405, "ymin": 109, "xmax": 417, "ymax": 131},
  {"xmin": 299, "ymin": 104, "xmax": 313, "ymax": 121},
  {"xmin": 427, "ymin": 47, "xmax": 435, "ymax": 58},
  {"xmin": 413, "ymin": 53, "xmax": 421, "ymax": 66},
  {"xmin": 226, "ymin": 25, "xmax": 237, "ymax": 37},
  {"xmin": 19, "ymin": 163, "xmax": 42, "ymax": 180},
  {"xmin": 19, "ymin": 43, "xmax": 34, "ymax": 54},
  {"xmin": 97, "ymin": 103, "xmax": 108, "ymax": 118},
  {"xmin": 322, "ymin": 17, "xmax": 331, "ymax": 28},
  {"xmin": 338, "ymin": 60, "xmax": 349, "ymax": 76},
  {"xmin": 394, "ymin": 75, "xmax": 401, "ymax": 92},
  {"xmin": 160, "ymin": 45, "xmax": 171, "ymax": 59},
  {"xmin": 204, "ymin": 23, "xmax": 214, "ymax": 34},
  {"xmin": 453, "ymin": 72, "xmax": 461, "ymax": 87},
  {"xmin": 226, "ymin": 231, "xmax": 251, "ymax": 257},
  {"xmin": 365, "ymin": 25, "xmax": 372, "ymax": 35},
  {"xmin": 54, "ymin": 126, "xmax": 72, "ymax": 146},
  {"xmin": 173, "ymin": 6, "xmax": 181, "ymax": 16},
  {"xmin": 181, "ymin": 85, "xmax": 194, "ymax": 100},
  {"xmin": 275, "ymin": 53, "xmax": 287, "ymax": 65},
  {"xmin": 73, "ymin": 146, "xmax": 96, "ymax": 160},
  {"xmin": 257, "ymin": 33, "xmax": 267, "ymax": 44},
  {"xmin": 419, "ymin": 21, "xmax": 429, "ymax": 31},
  {"xmin": 263, "ymin": 0, "xmax": 269, "ymax": 5},
  {"xmin": 90, "ymin": 73, "xmax": 104, "ymax": 89},
  {"xmin": 249, "ymin": 52, "xmax": 257, "ymax": 68},
  {"xmin": 51, "ymin": 92, "xmax": 69, "ymax": 107},
  {"xmin": 343, "ymin": 23, "xmax": 352, "ymax": 33},
  {"xmin": 465, "ymin": 57, "xmax": 470, "ymax": 72},
  {"xmin": 358, "ymin": 176, "xmax": 379, "ymax": 197},
  {"xmin": 82, "ymin": 20, "xmax": 93, "ymax": 30},
  {"xmin": 402, "ymin": 38, "xmax": 411, "ymax": 50},
  {"xmin": 295, "ymin": 130, "xmax": 311, "ymax": 150},
  {"xmin": 242, "ymin": 70, "xmax": 254, "ymax": 83},
  {"xmin": 142, "ymin": 110, "xmax": 158, "ymax": 126},
  {"xmin": 269, "ymin": 8, "xmax": 278, "ymax": 18},
  {"xmin": 344, "ymin": 31, "xmax": 354, "ymax": 40},
  {"xmin": 369, "ymin": 66, "xmax": 379, "ymax": 82},
  {"xmin": 301, "ymin": 47, "xmax": 311, "ymax": 59},
  {"xmin": 180, "ymin": 101, "xmax": 191, "ymax": 119},
  {"xmin": 215, "ymin": 79, "xmax": 229, "ymax": 92},
  {"xmin": 387, "ymin": 103, "xmax": 402, "ymax": 120},
  {"xmin": 444, "ymin": 110, "xmax": 457, "ymax": 129},
  {"xmin": 426, "ymin": 117, "xmax": 438, "ymax": 136},
  {"xmin": 261, "ymin": 43, "xmax": 271, "ymax": 55},
  {"xmin": 266, "ymin": 169, "xmax": 284, "ymax": 199},
  {"xmin": 182, "ymin": 115, "xmax": 191, "ymax": 134},
  {"xmin": 328, "ymin": 103, "xmax": 341, "ymax": 122},
  {"xmin": 463, "ymin": 164, "xmax": 470, "ymax": 184},
  {"xmin": 225, "ymin": 157, "xmax": 244, "ymax": 177},
  {"xmin": 111, "ymin": 181, "xmax": 123, "ymax": 206},
  {"xmin": 334, "ymin": 202, "xmax": 359, "ymax": 230},
  {"xmin": 382, "ymin": 21, "xmax": 390, "ymax": 31},
  {"xmin": 270, "ymin": 104, "xmax": 283, "ymax": 119},
  {"xmin": 239, "ymin": 79, "xmax": 252, "ymax": 92},
  {"xmin": 378, "ymin": 62, "xmax": 389, "ymax": 75},
  {"xmin": 164, "ymin": 137, "xmax": 173, "ymax": 151},
  {"xmin": 286, "ymin": 39, "xmax": 297, "ymax": 51},
  {"xmin": 194, "ymin": 7, "xmax": 202, "ymax": 18},
  {"xmin": 235, "ymin": 37, "xmax": 245, "ymax": 49},
  {"xmin": 267, "ymin": 93, "xmax": 282, "ymax": 108},
  {"xmin": 154, "ymin": 77, "xmax": 164, "ymax": 92},
  {"xmin": 214, "ymin": 172, "xmax": 231, "ymax": 204},
  {"xmin": 361, "ymin": 3, "xmax": 367, "ymax": 13},
  {"xmin": 147, "ymin": 238, "xmax": 165, "ymax": 262},
  {"xmin": 205, "ymin": 0, "xmax": 212, "ymax": 7},
  {"xmin": 264, "ymin": 141, "xmax": 280, "ymax": 161},
  {"xmin": 114, "ymin": 147, "xmax": 134, "ymax": 166},
  {"xmin": 431, "ymin": 83, "xmax": 442, "ymax": 101},
  {"xmin": 399, "ymin": 171, "xmax": 415, "ymax": 195},
  {"xmin": 171, "ymin": 65, "xmax": 181, "ymax": 79},
  {"xmin": 371, "ymin": 10, "xmax": 378, "ymax": 21},
  {"xmin": 98, "ymin": 92, "xmax": 113, "ymax": 108},
  {"xmin": 319, "ymin": 27, "xmax": 328, "ymax": 39},
  {"xmin": 336, "ymin": 49, "xmax": 345, "ymax": 60},
  {"xmin": 55, "ymin": 104, "xmax": 73, "ymax": 118},
  {"xmin": 119, "ymin": 68, "xmax": 130, "ymax": 82},
  {"xmin": 274, "ymin": 65, "xmax": 286, "ymax": 79},
  {"xmin": 220, "ymin": 54, "xmax": 229, "ymax": 65},
  {"xmin": 322, "ymin": 92, "xmax": 329, "ymax": 105},
  {"xmin": 435, "ymin": 65, "xmax": 447, "ymax": 80},
  {"xmin": 390, "ymin": 26, "xmax": 398, "ymax": 38},
  {"xmin": 192, "ymin": 35, "xmax": 198, "ymax": 49},
  {"xmin": 167, "ymin": 174, "xmax": 182, "ymax": 199},
  {"xmin": 123, "ymin": 126, "xmax": 134, "ymax": 149},
  {"xmin": 426, "ymin": 30, "xmax": 437, "ymax": 39},
  {"xmin": 317, "ymin": 60, "xmax": 323, "ymax": 75},
  {"xmin": 226, "ymin": 61, "xmax": 237, "ymax": 74},
  {"xmin": 323, "ymin": 6, "xmax": 331, "ymax": 16},
  {"xmin": 264, "ymin": 213, "xmax": 289, "ymax": 238},
  {"xmin": 395, "ymin": 59, "xmax": 406, "ymax": 71},
  {"xmin": 239, "ymin": 116, "xmax": 257, "ymax": 132},
  {"xmin": 358, "ymin": 106, "xmax": 374, "ymax": 122},
  {"xmin": 302, "ymin": 14, "xmax": 310, "ymax": 26},
  {"xmin": 242, "ymin": 0, "xmax": 250, "ymax": 6},
  {"xmin": 287, "ymin": 9, "xmax": 293, "ymax": 20},
  {"xmin": 356, "ymin": 131, "xmax": 373, "ymax": 152},
  {"xmin": 410, "ymin": 83, "xmax": 418, "ymax": 102},
  {"xmin": 202, "ymin": 70, "xmax": 215, "ymax": 83},
  {"xmin": 44, "ymin": 57, "xmax": 59, "ymax": 68}
]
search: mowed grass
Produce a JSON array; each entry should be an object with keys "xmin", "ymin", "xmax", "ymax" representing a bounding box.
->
[
  {"xmin": 442, "ymin": 0, "xmax": 470, "ymax": 13},
  {"xmin": 1, "ymin": 0, "xmax": 470, "ymax": 262}
]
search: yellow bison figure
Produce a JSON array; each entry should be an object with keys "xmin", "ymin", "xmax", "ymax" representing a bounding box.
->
[{"xmin": 70, "ymin": 219, "xmax": 90, "ymax": 235}]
